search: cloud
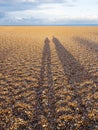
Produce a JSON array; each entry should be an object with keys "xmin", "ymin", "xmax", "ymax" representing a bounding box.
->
[
  {"xmin": 0, "ymin": 0, "xmax": 77, "ymax": 12},
  {"xmin": 1, "ymin": 16, "xmax": 98, "ymax": 25},
  {"xmin": 0, "ymin": 0, "xmax": 98, "ymax": 25},
  {"xmin": 5, "ymin": 2, "xmax": 76, "ymax": 22},
  {"xmin": 1, "ymin": 7, "xmax": 98, "ymax": 25},
  {"xmin": 0, "ymin": 0, "xmax": 76, "ymax": 4},
  {"xmin": 0, "ymin": 0, "xmax": 77, "ymax": 14},
  {"xmin": 0, "ymin": 11, "xmax": 5, "ymax": 18},
  {"xmin": 0, "ymin": 0, "xmax": 58, "ymax": 3}
]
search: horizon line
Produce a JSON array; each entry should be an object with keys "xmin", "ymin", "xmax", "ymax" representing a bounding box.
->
[{"xmin": 0, "ymin": 24, "xmax": 98, "ymax": 26}]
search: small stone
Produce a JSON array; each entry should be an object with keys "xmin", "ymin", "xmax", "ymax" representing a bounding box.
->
[
  {"xmin": 0, "ymin": 73, "xmax": 2, "ymax": 77},
  {"xmin": 43, "ymin": 124, "xmax": 47, "ymax": 127}
]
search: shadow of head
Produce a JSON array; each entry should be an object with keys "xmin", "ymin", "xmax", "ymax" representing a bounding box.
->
[
  {"xmin": 44, "ymin": 37, "xmax": 50, "ymax": 44},
  {"xmin": 52, "ymin": 36, "xmax": 57, "ymax": 40},
  {"xmin": 52, "ymin": 36, "xmax": 59, "ymax": 43},
  {"xmin": 52, "ymin": 36, "xmax": 62, "ymax": 47}
]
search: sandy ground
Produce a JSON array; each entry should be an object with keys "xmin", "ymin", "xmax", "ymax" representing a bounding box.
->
[{"xmin": 0, "ymin": 26, "xmax": 98, "ymax": 130}]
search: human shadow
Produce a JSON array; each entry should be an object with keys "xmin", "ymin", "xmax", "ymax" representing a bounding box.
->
[
  {"xmin": 73, "ymin": 37, "xmax": 98, "ymax": 55},
  {"xmin": 52, "ymin": 37, "xmax": 97, "ymax": 129},
  {"xmin": 52, "ymin": 36, "xmax": 90, "ymax": 84},
  {"xmin": 31, "ymin": 38, "xmax": 57, "ymax": 130},
  {"xmin": 73, "ymin": 36, "xmax": 98, "ymax": 86}
]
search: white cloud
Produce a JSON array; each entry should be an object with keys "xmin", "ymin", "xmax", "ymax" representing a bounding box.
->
[
  {"xmin": 20, "ymin": 0, "xmax": 38, "ymax": 2},
  {"xmin": 0, "ymin": 0, "xmax": 76, "ymax": 4},
  {"xmin": 0, "ymin": 0, "xmax": 98, "ymax": 25},
  {"xmin": 7, "ymin": 4, "xmax": 98, "ymax": 25},
  {"xmin": 7, "ymin": 3, "xmax": 67, "ymax": 22},
  {"xmin": 0, "ymin": 0, "xmax": 37, "ymax": 3}
]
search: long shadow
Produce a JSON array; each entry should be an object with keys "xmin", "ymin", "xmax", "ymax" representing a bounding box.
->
[
  {"xmin": 52, "ymin": 37, "xmax": 97, "ymax": 129},
  {"xmin": 73, "ymin": 37, "xmax": 98, "ymax": 55},
  {"xmin": 52, "ymin": 36, "xmax": 90, "ymax": 84},
  {"xmin": 31, "ymin": 38, "xmax": 57, "ymax": 130},
  {"xmin": 73, "ymin": 36, "xmax": 98, "ymax": 87}
]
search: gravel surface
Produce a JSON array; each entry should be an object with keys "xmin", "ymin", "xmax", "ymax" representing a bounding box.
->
[{"xmin": 0, "ymin": 26, "xmax": 98, "ymax": 130}]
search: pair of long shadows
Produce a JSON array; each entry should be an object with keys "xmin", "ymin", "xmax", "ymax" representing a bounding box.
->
[
  {"xmin": 42, "ymin": 37, "xmax": 90, "ymax": 84},
  {"xmin": 0, "ymin": 37, "xmax": 96, "ymax": 130},
  {"xmin": 33, "ymin": 37, "xmax": 91, "ymax": 129}
]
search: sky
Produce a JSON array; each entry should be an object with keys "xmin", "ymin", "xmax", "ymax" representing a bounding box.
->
[{"xmin": 0, "ymin": 0, "xmax": 98, "ymax": 25}]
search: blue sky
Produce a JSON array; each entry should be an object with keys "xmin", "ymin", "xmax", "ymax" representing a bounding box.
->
[{"xmin": 0, "ymin": 0, "xmax": 98, "ymax": 25}]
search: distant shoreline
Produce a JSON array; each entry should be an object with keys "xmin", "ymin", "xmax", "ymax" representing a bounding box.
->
[{"xmin": 0, "ymin": 24, "xmax": 98, "ymax": 26}]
